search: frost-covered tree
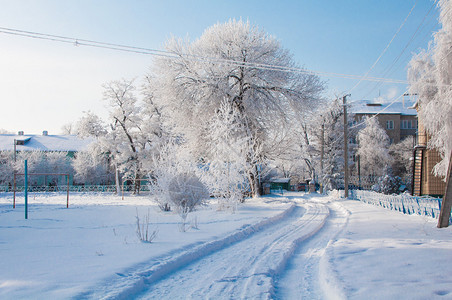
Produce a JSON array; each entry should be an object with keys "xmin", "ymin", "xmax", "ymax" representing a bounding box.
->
[
  {"xmin": 408, "ymin": 0, "xmax": 452, "ymax": 177},
  {"xmin": 76, "ymin": 111, "xmax": 107, "ymax": 138},
  {"xmin": 313, "ymin": 98, "xmax": 356, "ymax": 190},
  {"xmin": 274, "ymin": 98, "xmax": 353, "ymax": 191},
  {"xmin": 389, "ymin": 137, "xmax": 414, "ymax": 188},
  {"xmin": 151, "ymin": 19, "xmax": 324, "ymax": 197},
  {"xmin": 45, "ymin": 152, "xmax": 74, "ymax": 181},
  {"xmin": 357, "ymin": 117, "xmax": 391, "ymax": 177},
  {"xmin": 100, "ymin": 79, "xmax": 164, "ymax": 193},
  {"xmin": 72, "ymin": 145, "xmax": 113, "ymax": 185},
  {"xmin": 200, "ymin": 100, "xmax": 259, "ymax": 209},
  {"xmin": 72, "ymin": 112, "xmax": 114, "ymax": 186},
  {"xmin": 0, "ymin": 151, "xmax": 15, "ymax": 185},
  {"xmin": 71, "ymin": 79, "xmax": 165, "ymax": 192},
  {"xmin": 60, "ymin": 123, "xmax": 74, "ymax": 135},
  {"xmin": 13, "ymin": 151, "xmax": 73, "ymax": 186},
  {"xmin": 0, "ymin": 129, "xmax": 13, "ymax": 134}
]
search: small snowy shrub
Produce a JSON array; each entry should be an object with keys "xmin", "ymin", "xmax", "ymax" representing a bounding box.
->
[
  {"xmin": 135, "ymin": 208, "xmax": 158, "ymax": 243},
  {"xmin": 168, "ymin": 172, "xmax": 209, "ymax": 232}
]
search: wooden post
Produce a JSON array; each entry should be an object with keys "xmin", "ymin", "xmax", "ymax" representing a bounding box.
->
[
  {"xmin": 66, "ymin": 174, "xmax": 69, "ymax": 208},
  {"xmin": 24, "ymin": 160, "xmax": 28, "ymax": 219},
  {"xmin": 437, "ymin": 150, "xmax": 452, "ymax": 228},
  {"xmin": 13, "ymin": 173, "xmax": 16, "ymax": 208}
]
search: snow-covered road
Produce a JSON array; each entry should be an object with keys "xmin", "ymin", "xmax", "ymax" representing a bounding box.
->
[
  {"xmin": 274, "ymin": 200, "xmax": 348, "ymax": 300},
  {"xmin": 125, "ymin": 198, "xmax": 331, "ymax": 299}
]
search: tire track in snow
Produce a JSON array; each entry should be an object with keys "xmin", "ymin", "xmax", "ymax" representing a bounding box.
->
[
  {"xmin": 136, "ymin": 201, "xmax": 329, "ymax": 299},
  {"xmin": 274, "ymin": 199, "xmax": 349, "ymax": 300},
  {"xmin": 77, "ymin": 202, "xmax": 297, "ymax": 299}
]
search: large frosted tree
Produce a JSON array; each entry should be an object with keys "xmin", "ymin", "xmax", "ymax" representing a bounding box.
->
[
  {"xmin": 408, "ymin": 0, "xmax": 452, "ymax": 227},
  {"xmin": 151, "ymin": 19, "xmax": 324, "ymax": 196},
  {"xmin": 408, "ymin": 0, "xmax": 452, "ymax": 177}
]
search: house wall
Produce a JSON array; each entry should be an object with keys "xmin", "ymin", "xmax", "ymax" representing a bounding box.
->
[
  {"xmin": 400, "ymin": 115, "xmax": 417, "ymax": 144},
  {"xmin": 412, "ymin": 105, "xmax": 445, "ymax": 197},
  {"xmin": 376, "ymin": 114, "xmax": 400, "ymax": 144},
  {"xmin": 354, "ymin": 113, "xmax": 417, "ymax": 144},
  {"xmin": 421, "ymin": 148, "xmax": 446, "ymax": 197}
]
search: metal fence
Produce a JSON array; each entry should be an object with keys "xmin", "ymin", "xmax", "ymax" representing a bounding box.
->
[
  {"xmin": 350, "ymin": 190, "xmax": 450, "ymax": 222},
  {"xmin": 0, "ymin": 184, "xmax": 152, "ymax": 193}
]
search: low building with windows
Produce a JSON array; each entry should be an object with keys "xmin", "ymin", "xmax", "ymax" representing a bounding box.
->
[
  {"xmin": 0, "ymin": 131, "xmax": 94, "ymax": 187},
  {"xmin": 0, "ymin": 131, "xmax": 93, "ymax": 156},
  {"xmin": 351, "ymin": 99, "xmax": 417, "ymax": 145}
]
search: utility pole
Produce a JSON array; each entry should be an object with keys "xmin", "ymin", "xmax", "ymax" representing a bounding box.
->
[
  {"xmin": 343, "ymin": 94, "xmax": 350, "ymax": 198},
  {"xmin": 14, "ymin": 139, "xmax": 17, "ymax": 162}
]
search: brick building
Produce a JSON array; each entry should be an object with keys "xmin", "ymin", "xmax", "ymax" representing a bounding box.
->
[
  {"xmin": 351, "ymin": 99, "xmax": 417, "ymax": 145},
  {"xmin": 412, "ymin": 103, "xmax": 446, "ymax": 197}
]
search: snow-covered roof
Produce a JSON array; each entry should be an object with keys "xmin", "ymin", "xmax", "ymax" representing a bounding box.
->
[
  {"xmin": 350, "ymin": 99, "xmax": 417, "ymax": 116},
  {"xmin": 0, "ymin": 134, "xmax": 94, "ymax": 152},
  {"xmin": 270, "ymin": 178, "xmax": 290, "ymax": 183}
]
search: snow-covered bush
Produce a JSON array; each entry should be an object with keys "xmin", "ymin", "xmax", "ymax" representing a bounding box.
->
[
  {"xmin": 372, "ymin": 174, "xmax": 406, "ymax": 195},
  {"xmin": 149, "ymin": 141, "xmax": 203, "ymax": 204},
  {"xmin": 148, "ymin": 141, "xmax": 208, "ymax": 230},
  {"xmin": 168, "ymin": 172, "xmax": 209, "ymax": 231}
]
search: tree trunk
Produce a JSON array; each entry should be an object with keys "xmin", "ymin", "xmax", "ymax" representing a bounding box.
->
[
  {"xmin": 115, "ymin": 163, "xmax": 121, "ymax": 194},
  {"xmin": 438, "ymin": 150, "xmax": 452, "ymax": 228},
  {"xmin": 248, "ymin": 171, "xmax": 261, "ymax": 198},
  {"xmin": 134, "ymin": 172, "xmax": 141, "ymax": 195}
]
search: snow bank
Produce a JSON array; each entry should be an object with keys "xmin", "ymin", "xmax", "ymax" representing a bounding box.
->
[{"xmin": 330, "ymin": 199, "xmax": 452, "ymax": 299}]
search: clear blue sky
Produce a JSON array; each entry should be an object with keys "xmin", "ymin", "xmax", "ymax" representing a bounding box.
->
[{"xmin": 0, "ymin": 0, "xmax": 439, "ymax": 134}]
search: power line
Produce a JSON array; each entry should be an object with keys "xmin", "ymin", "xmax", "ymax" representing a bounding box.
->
[
  {"xmin": 0, "ymin": 26, "xmax": 409, "ymax": 84},
  {"xmin": 360, "ymin": 0, "xmax": 438, "ymax": 100},
  {"xmin": 348, "ymin": 1, "xmax": 418, "ymax": 94}
]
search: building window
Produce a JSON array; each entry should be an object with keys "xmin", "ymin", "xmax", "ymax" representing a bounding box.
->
[
  {"xmin": 386, "ymin": 120, "xmax": 394, "ymax": 130},
  {"xmin": 401, "ymin": 120, "xmax": 413, "ymax": 129}
]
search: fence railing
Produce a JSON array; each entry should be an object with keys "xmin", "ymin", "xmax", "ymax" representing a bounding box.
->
[
  {"xmin": 0, "ymin": 184, "xmax": 152, "ymax": 193},
  {"xmin": 349, "ymin": 190, "xmax": 450, "ymax": 222}
]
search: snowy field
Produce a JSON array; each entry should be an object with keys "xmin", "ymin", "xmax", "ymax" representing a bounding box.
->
[{"xmin": 0, "ymin": 191, "xmax": 451, "ymax": 299}]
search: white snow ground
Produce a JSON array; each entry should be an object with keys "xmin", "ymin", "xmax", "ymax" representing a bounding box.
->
[{"xmin": 0, "ymin": 191, "xmax": 451, "ymax": 299}]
